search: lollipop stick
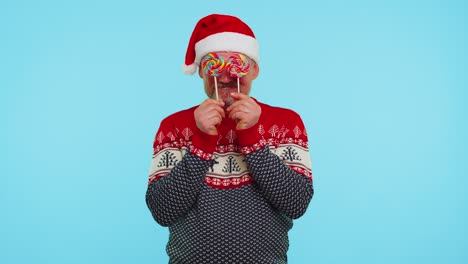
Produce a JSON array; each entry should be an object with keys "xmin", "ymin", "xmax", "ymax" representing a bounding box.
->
[
  {"xmin": 214, "ymin": 77, "xmax": 219, "ymax": 100},
  {"xmin": 237, "ymin": 78, "xmax": 240, "ymax": 93}
]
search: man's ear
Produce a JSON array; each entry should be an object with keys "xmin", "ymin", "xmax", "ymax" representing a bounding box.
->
[
  {"xmin": 252, "ymin": 63, "xmax": 260, "ymax": 80},
  {"xmin": 198, "ymin": 66, "xmax": 203, "ymax": 78}
]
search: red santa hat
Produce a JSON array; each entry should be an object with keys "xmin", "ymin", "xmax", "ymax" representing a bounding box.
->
[{"xmin": 182, "ymin": 14, "xmax": 259, "ymax": 75}]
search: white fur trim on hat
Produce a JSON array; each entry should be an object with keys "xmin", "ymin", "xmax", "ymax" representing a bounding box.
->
[{"xmin": 195, "ymin": 32, "xmax": 259, "ymax": 65}]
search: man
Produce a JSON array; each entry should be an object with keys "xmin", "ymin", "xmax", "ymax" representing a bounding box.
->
[{"xmin": 146, "ymin": 14, "xmax": 314, "ymax": 263}]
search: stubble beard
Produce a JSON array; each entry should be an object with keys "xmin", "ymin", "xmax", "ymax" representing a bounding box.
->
[
  {"xmin": 219, "ymin": 88, "xmax": 236, "ymax": 107},
  {"xmin": 210, "ymin": 86, "xmax": 237, "ymax": 107}
]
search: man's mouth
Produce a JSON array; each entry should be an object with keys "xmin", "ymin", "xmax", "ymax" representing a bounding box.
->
[
  {"xmin": 214, "ymin": 85, "xmax": 237, "ymax": 106},
  {"xmin": 217, "ymin": 82, "xmax": 237, "ymax": 89}
]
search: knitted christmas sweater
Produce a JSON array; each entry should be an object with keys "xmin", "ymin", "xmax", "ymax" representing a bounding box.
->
[{"xmin": 146, "ymin": 100, "xmax": 314, "ymax": 264}]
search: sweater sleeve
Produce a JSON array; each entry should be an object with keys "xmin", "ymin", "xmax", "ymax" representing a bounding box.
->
[
  {"xmin": 145, "ymin": 117, "xmax": 218, "ymax": 226},
  {"xmin": 244, "ymin": 146, "xmax": 313, "ymax": 219},
  {"xmin": 146, "ymin": 152, "xmax": 209, "ymax": 226},
  {"xmin": 237, "ymin": 109, "xmax": 314, "ymax": 219}
]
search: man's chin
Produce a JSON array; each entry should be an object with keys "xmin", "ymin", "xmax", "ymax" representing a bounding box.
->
[
  {"xmin": 218, "ymin": 88, "xmax": 237, "ymax": 106},
  {"xmin": 222, "ymin": 96, "xmax": 235, "ymax": 107}
]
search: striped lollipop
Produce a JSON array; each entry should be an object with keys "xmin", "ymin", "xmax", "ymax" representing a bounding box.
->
[
  {"xmin": 202, "ymin": 53, "xmax": 226, "ymax": 76},
  {"xmin": 227, "ymin": 54, "xmax": 250, "ymax": 93},
  {"xmin": 201, "ymin": 53, "xmax": 226, "ymax": 99}
]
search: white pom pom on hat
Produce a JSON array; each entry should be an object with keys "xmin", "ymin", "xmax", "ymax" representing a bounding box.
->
[{"xmin": 182, "ymin": 14, "xmax": 259, "ymax": 75}]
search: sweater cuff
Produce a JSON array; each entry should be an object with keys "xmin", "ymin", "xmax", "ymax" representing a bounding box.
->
[
  {"xmin": 237, "ymin": 122, "xmax": 267, "ymax": 155},
  {"xmin": 190, "ymin": 128, "xmax": 218, "ymax": 160}
]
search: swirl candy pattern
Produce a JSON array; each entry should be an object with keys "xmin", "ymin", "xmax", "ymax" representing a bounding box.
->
[
  {"xmin": 201, "ymin": 53, "xmax": 225, "ymax": 76},
  {"xmin": 227, "ymin": 54, "xmax": 250, "ymax": 77}
]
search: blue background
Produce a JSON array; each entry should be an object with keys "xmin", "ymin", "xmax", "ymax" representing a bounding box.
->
[{"xmin": 2, "ymin": 0, "xmax": 467, "ymax": 263}]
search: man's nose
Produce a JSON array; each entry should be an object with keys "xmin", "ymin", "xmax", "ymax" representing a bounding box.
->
[{"xmin": 218, "ymin": 70, "xmax": 232, "ymax": 83}]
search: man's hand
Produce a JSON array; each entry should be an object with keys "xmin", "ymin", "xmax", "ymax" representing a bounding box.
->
[
  {"xmin": 194, "ymin": 99, "xmax": 225, "ymax": 135},
  {"xmin": 226, "ymin": 92, "xmax": 261, "ymax": 130}
]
